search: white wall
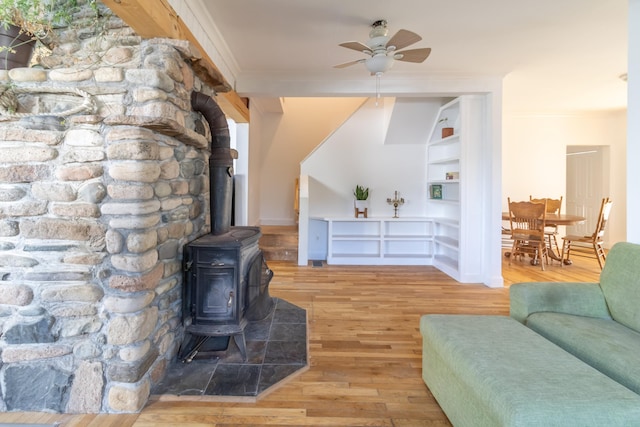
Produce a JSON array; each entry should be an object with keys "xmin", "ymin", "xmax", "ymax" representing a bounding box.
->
[
  {"xmin": 301, "ymin": 97, "xmax": 441, "ymax": 219},
  {"xmin": 502, "ymin": 110, "xmax": 627, "ymax": 246},
  {"xmin": 247, "ymin": 103, "xmax": 264, "ymax": 226},
  {"xmin": 628, "ymin": 0, "xmax": 640, "ymax": 243},
  {"xmin": 232, "ymin": 121, "xmax": 249, "ymax": 226},
  {"xmin": 252, "ymin": 97, "xmax": 365, "ymax": 225},
  {"xmin": 384, "ymin": 98, "xmax": 442, "ymax": 145}
]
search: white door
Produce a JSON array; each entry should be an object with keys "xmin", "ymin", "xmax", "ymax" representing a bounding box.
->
[{"xmin": 565, "ymin": 146, "xmax": 609, "ymax": 236}]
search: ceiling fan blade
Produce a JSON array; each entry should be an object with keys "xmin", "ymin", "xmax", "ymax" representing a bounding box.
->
[
  {"xmin": 333, "ymin": 58, "xmax": 366, "ymax": 69},
  {"xmin": 339, "ymin": 41, "xmax": 372, "ymax": 54},
  {"xmin": 387, "ymin": 29, "xmax": 422, "ymax": 51},
  {"xmin": 395, "ymin": 47, "xmax": 432, "ymax": 63}
]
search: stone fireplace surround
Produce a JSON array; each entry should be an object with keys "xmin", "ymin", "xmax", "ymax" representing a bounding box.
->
[{"xmin": 0, "ymin": 4, "xmax": 237, "ymax": 413}]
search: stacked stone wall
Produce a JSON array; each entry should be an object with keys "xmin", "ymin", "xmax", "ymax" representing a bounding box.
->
[{"xmin": 0, "ymin": 3, "xmax": 213, "ymax": 413}]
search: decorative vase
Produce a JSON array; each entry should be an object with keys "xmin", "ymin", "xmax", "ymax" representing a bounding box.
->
[
  {"xmin": 442, "ymin": 127, "xmax": 454, "ymax": 138},
  {"xmin": 0, "ymin": 25, "xmax": 36, "ymax": 70}
]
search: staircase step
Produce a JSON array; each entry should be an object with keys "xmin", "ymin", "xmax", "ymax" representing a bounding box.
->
[
  {"xmin": 261, "ymin": 247, "xmax": 298, "ymax": 261},
  {"xmin": 260, "ymin": 233, "xmax": 298, "ymax": 247},
  {"xmin": 259, "ymin": 225, "xmax": 298, "ymax": 262}
]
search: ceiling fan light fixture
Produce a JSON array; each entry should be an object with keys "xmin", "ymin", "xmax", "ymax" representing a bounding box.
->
[
  {"xmin": 334, "ymin": 19, "xmax": 430, "ymax": 87},
  {"xmin": 369, "ymin": 20, "xmax": 388, "ymax": 37},
  {"xmin": 367, "ymin": 19, "xmax": 390, "ymax": 49},
  {"xmin": 365, "ymin": 55, "xmax": 394, "ymax": 74},
  {"xmin": 367, "ymin": 36, "xmax": 390, "ymax": 49}
]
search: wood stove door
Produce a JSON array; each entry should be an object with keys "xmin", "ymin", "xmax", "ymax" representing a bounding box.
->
[{"xmin": 194, "ymin": 266, "xmax": 238, "ymax": 324}]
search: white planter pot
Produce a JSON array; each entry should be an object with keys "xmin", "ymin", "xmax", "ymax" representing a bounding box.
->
[{"xmin": 354, "ymin": 200, "xmax": 369, "ymax": 217}]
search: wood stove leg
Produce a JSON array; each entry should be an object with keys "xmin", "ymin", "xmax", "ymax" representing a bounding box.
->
[{"xmin": 234, "ymin": 332, "xmax": 247, "ymax": 362}]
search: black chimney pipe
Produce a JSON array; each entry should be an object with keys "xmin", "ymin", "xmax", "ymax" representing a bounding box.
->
[{"xmin": 191, "ymin": 91, "xmax": 233, "ymax": 236}]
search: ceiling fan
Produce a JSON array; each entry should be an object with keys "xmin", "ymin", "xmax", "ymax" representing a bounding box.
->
[{"xmin": 334, "ymin": 19, "xmax": 431, "ymax": 75}]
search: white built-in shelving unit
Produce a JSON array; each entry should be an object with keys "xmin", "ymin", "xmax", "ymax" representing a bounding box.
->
[
  {"xmin": 426, "ymin": 96, "xmax": 486, "ymax": 282},
  {"xmin": 324, "ymin": 217, "xmax": 434, "ymax": 265}
]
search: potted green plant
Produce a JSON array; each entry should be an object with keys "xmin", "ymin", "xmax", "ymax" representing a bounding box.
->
[
  {"xmin": 354, "ymin": 184, "xmax": 369, "ymax": 201},
  {"xmin": 353, "ymin": 184, "xmax": 369, "ymax": 218},
  {"xmin": 0, "ymin": 0, "xmax": 96, "ymax": 69}
]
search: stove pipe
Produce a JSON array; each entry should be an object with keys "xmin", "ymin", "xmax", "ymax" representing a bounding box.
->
[{"xmin": 191, "ymin": 91, "xmax": 233, "ymax": 236}]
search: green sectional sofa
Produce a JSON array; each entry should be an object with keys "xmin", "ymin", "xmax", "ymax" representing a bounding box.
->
[{"xmin": 420, "ymin": 242, "xmax": 640, "ymax": 426}]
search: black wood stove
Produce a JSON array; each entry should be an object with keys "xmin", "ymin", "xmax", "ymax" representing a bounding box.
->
[{"xmin": 179, "ymin": 92, "xmax": 274, "ymax": 362}]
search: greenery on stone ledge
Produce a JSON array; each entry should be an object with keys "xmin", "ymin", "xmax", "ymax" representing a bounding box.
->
[{"xmin": 0, "ymin": 0, "xmax": 97, "ymax": 37}]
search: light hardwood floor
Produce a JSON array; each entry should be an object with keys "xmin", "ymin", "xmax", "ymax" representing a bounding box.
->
[{"xmin": 0, "ymin": 253, "xmax": 602, "ymax": 426}]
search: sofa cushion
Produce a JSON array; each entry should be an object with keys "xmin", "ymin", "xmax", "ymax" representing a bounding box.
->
[
  {"xmin": 510, "ymin": 282, "xmax": 611, "ymax": 324},
  {"xmin": 599, "ymin": 242, "xmax": 640, "ymax": 332},
  {"xmin": 526, "ymin": 311, "xmax": 640, "ymax": 395},
  {"xmin": 421, "ymin": 314, "xmax": 640, "ymax": 426}
]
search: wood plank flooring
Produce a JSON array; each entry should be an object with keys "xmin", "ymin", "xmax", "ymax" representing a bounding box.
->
[{"xmin": 0, "ymin": 252, "xmax": 603, "ymax": 426}]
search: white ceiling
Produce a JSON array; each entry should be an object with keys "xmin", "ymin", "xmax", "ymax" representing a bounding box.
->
[{"xmin": 191, "ymin": 0, "xmax": 628, "ymax": 114}]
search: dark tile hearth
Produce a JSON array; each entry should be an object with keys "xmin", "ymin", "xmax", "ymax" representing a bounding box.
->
[{"xmin": 152, "ymin": 298, "xmax": 307, "ymax": 398}]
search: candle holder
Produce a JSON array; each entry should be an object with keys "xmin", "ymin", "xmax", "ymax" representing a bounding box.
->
[{"xmin": 386, "ymin": 190, "xmax": 405, "ymax": 218}]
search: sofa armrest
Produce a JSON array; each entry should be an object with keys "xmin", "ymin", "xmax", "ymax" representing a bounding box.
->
[{"xmin": 510, "ymin": 282, "xmax": 612, "ymax": 323}]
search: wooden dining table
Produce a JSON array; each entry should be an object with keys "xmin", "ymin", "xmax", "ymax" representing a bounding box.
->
[
  {"xmin": 502, "ymin": 212, "xmax": 586, "ymax": 262},
  {"xmin": 501, "ymin": 212, "xmax": 586, "ymax": 226}
]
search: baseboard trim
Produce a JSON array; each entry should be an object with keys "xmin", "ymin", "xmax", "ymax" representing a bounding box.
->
[{"xmin": 259, "ymin": 219, "xmax": 297, "ymax": 226}]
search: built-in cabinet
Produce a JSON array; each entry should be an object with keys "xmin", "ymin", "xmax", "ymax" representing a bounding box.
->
[
  {"xmin": 426, "ymin": 96, "xmax": 486, "ymax": 282},
  {"xmin": 324, "ymin": 218, "xmax": 434, "ymax": 265}
]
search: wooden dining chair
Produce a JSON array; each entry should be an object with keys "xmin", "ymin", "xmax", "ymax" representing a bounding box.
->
[
  {"xmin": 508, "ymin": 198, "xmax": 548, "ymax": 270},
  {"xmin": 530, "ymin": 195, "xmax": 563, "ymax": 257},
  {"xmin": 561, "ymin": 197, "xmax": 613, "ymax": 270}
]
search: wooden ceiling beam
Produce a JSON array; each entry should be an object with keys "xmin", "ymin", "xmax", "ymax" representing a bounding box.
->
[{"xmin": 101, "ymin": 0, "xmax": 249, "ymax": 123}]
